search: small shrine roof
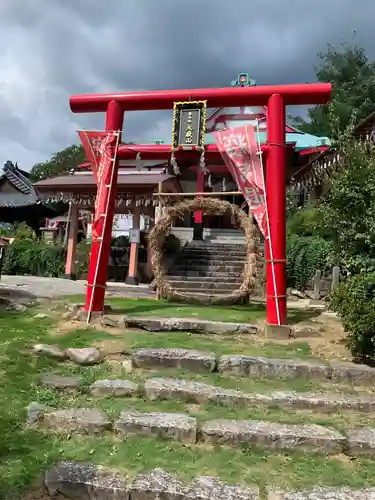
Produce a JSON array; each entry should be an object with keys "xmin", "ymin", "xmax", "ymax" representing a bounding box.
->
[
  {"xmin": 0, "ymin": 192, "xmax": 39, "ymax": 208},
  {"xmin": 34, "ymin": 171, "xmax": 176, "ymax": 190},
  {"xmin": 0, "ymin": 161, "xmax": 40, "ymax": 208}
]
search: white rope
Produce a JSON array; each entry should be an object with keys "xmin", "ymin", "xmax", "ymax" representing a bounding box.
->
[
  {"xmin": 86, "ymin": 130, "xmax": 121, "ymax": 324},
  {"xmin": 254, "ymin": 120, "xmax": 281, "ymax": 325}
]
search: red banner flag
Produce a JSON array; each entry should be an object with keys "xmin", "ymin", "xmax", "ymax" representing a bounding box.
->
[
  {"xmin": 213, "ymin": 125, "xmax": 268, "ymax": 238},
  {"xmin": 77, "ymin": 131, "xmax": 118, "ymax": 185},
  {"xmin": 77, "ymin": 130, "xmax": 120, "ymax": 241}
]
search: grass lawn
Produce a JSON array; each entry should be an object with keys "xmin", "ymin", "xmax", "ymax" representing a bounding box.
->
[
  {"xmin": 65, "ymin": 296, "xmax": 320, "ymax": 325},
  {"xmin": 1, "ymin": 302, "xmax": 375, "ymax": 499}
]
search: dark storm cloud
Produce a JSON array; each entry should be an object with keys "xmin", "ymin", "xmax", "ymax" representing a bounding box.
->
[{"xmin": 0, "ymin": 0, "xmax": 373, "ymax": 168}]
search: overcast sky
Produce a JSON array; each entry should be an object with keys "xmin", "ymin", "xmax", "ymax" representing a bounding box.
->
[{"xmin": 0, "ymin": 0, "xmax": 373, "ymax": 170}]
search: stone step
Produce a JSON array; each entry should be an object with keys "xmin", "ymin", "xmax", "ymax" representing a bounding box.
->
[
  {"xmin": 171, "ymin": 264, "xmax": 246, "ymax": 273},
  {"xmin": 131, "ymin": 348, "xmax": 375, "ymax": 386},
  {"xmin": 187, "ymin": 242, "xmax": 249, "ymax": 250},
  {"xmin": 168, "ymin": 288, "xmax": 239, "ymax": 296},
  {"xmin": 31, "ymin": 404, "xmax": 366, "ymax": 456},
  {"xmin": 132, "ymin": 348, "xmax": 216, "ymax": 373},
  {"xmin": 122, "ymin": 316, "xmax": 258, "ymax": 334},
  {"xmin": 43, "ymin": 462, "xmax": 375, "ymax": 500},
  {"xmin": 168, "ymin": 275, "xmax": 243, "ymax": 284},
  {"xmin": 184, "ymin": 245, "xmax": 264, "ymax": 253},
  {"xmin": 201, "ymin": 419, "xmax": 344, "ymax": 454},
  {"xmin": 115, "ymin": 410, "xmax": 197, "ymax": 443},
  {"xmin": 168, "ymin": 281, "xmax": 239, "ymax": 291},
  {"xmin": 44, "ymin": 462, "xmax": 260, "ymax": 499},
  {"xmin": 169, "ymin": 269, "xmax": 244, "ymax": 278},
  {"xmin": 183, "ymin": 248, "xmax": 249, "ymax": 256},
  {"xmin": 142, "ymin": 377, "xmax": 375, "ymax": 413},
  {"xmin": 177, "ymin": 257, "xmax": 247, "ymax": 266},
  {"xmin": 42, "ymin": 374, "xmax": 375, "ymax": 414}
]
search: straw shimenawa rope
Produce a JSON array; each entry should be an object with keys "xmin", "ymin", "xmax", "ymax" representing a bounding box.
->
[{"xmin": 149, "ymin": 197, "xmax": 258, "ymax": 305}]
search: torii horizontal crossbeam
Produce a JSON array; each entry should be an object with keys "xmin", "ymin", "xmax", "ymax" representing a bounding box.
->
[{"xmin": 70, "ymin": 83, "xmax": 331, "ymax": 113}]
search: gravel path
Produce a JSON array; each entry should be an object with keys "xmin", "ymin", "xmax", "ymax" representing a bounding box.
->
[{"xmin": 0, "ymin": 275, "xmax": 155, "ymax": 299}]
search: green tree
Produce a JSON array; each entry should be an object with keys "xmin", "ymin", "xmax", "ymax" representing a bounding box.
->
[
  {"xmin": 317, "ymin": 134, "xmax": 375, "ymax": 272},
  {"xmin": 289, "ymin": 42, "xmax": 375, "ymax": 138},
  {"xmin": 29, "ymin": 144, "xmax": 86, "ymax": 182}
]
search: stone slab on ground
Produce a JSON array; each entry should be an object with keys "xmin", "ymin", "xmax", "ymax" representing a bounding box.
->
[
  {"xmin": 218, "ymin": 355, "xmax": 375, "ymax": 386},
  {"xmin": 129, "ymin": 468, "xmax": 187, "ymax": 500},
  {"xmin": 267, "ymin": 487, "xmax": 375, "ymax": 499},
  {"xmin": 42, "ymin": 408, "xmax": 112, "ymax": 434},
  {"xmin": 347, "ymin": 427, "xmax": 375, "ymax": 456},
  {"xmin": 141, "ymin": 378, "xmax": 375, "ymax": 413},
  {"xmin": 144, "ymin": 377, "xmax": 249, "ymax": 406},
  {"xmin": 218, "ymin": 355, "xmax": 332, "ymax": 381},
  {"xmin": 253, "ymin": 390, "xmax": 375, "ymax": 413},
  {"xmin": 331, "ymin": 361, "xmax": 375, "ymax": 386},
  {"xmin": 41, "ymin": 373, "xmax": 82, "ymax": 391},
  {"xmin": 201, "ymin": 419, "xmax": 345, "ymax": 454},
  {"xmin": 44, "ymin": 462, "xmax": 260, "ymax": 500},
  {"xmin": 123, "ymin": 316, "xmax": 258, "ymax": 335},
  {"xmin": 186, "ymin": 476, "xmax": 260, "ymax": 500},
  {"xmin": 90, "ymin": 379, "xmax": 139, "ymax": 398},
  {"xmin": 132, "ymin": 348, "xmax": 216, "ymax": 373},
  {"xmin": 115, "ymin": 410, "xmax": 197, "ymax": 443},
  {"xmin": 44, "ymin": 460, "xmax": 129, "ymax": 499},
  {"xmin": 43, "ymin": 373, "xmax": 375, "ymax": 414}
]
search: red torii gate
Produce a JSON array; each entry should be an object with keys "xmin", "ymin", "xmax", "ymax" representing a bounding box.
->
[{"xmin": 69, "ymin": 82, "xmax": 331, "ymax": 325}]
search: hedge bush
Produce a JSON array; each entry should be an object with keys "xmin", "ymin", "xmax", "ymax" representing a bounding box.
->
[
  {"xmin": 286, "ymin": 234, "xmax": 332, "ymax": 290},
  {"xmin": 2, "ymin": 232, "xmax": 181, "ymax": 279},
  {"xmin": 330, "ymin": 272, "xmax": 375, "ymax": 365},
  {"xmin": 3, "ymin": 239, "xmax": 67, "ymax": 277}
]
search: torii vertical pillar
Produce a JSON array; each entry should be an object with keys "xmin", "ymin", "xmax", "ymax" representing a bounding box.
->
[
  {"xmin": 84, "ymin": 101, "xmax": 124, "ymax": 312},
  {"xmin": 266, "ymin": 94, "xmax": 286, "ymax": 325}
]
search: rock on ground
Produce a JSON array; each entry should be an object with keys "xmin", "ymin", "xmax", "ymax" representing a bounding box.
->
[
  {"xmin": 115, "ymin": 411, "xmax": 197, "ymax": 444},
  {"xmin": 27, "ymin": 402, "xmax": 55, "ymax": 424},
  {"xmin": 33, "ymin": 344, "xmax": 67, "ymax": 360},
  {"xmin": 132, "ymin": 348, "xmax": 216, "ymax": 373},
  {"xmin": 66, "ymin": 347, "xmax": 103, "ymax": 365}
]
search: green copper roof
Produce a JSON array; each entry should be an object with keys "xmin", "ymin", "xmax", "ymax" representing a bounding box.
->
[{"xmin": 205, "ymin": 129, "xmax": 331, "ymax": 151}]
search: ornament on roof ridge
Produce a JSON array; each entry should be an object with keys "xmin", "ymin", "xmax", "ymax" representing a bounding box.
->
[{"xmin": 230, "ymin": 73, "xmax": 256, "ymax": 87}]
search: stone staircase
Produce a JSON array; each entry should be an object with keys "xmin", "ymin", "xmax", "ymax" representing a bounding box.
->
[
  {"xmin": 167, "ymin": 240, "xmax": 265, "ymax": 297},
  {"xmin": 32, "ymin": 339, "xmax": 375, "ymax": 499},
  {"xmin": 27, "ymin": 308, "xmax": 375, "ymax": 499}
]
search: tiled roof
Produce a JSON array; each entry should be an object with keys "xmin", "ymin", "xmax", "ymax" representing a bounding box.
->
[
  {"xmin": 0, "ymin": 192, "xmax": 39, "ymax": 208},
  {"xmin": 0, "ymin": 162, "xmax": 33, "ymax": 195},
  {"xmin": 34, "ymin": 172, "xmax": 175, "ymax": 190},
  {"xmin": 0, "ymin": 161, "xmax": 41, "ymax": 208}
]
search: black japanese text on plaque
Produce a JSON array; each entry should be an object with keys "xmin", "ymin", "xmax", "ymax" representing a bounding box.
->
[{"xmin": 172, "ymin": 101, "xmax": 207, "ymax": 150}]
